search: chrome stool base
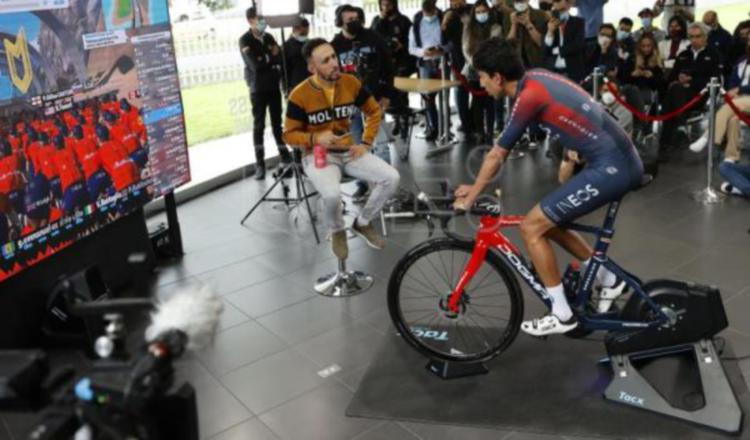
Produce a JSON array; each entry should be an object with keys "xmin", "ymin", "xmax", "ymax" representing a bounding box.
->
[{"xmin": 314, "ymin": 260, "xmax": 373, "ymax": 297}]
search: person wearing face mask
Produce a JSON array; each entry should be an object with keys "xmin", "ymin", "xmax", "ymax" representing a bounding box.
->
[
  {"xmin": 408, "ymin": 0, "xmax": 445, "ymax": 141},
  {"xmin": 371, "ymin": 0, "xmax": 415, "ymax": 137},
  {"xmin": 463, "ymin": 0, "xmax": 503, "ymax": 145},
  {"xmin": 633, "ymin": 8, "xmax": 666, "ymax": 44},
  {"xmin": 660, "ymin": 22, "xmax": 723, "ymax": 154},
  {"xmin": 502, "ymin": 0, "xmax": 547, "ymax": 68},
  {"xmin": 543, "ymin": 0, "xmax": 586, "ymax": 82},
  {"xmin": 332, "ymin": 4, "xmax": 395, "ymax": 201},
  {"xmin": 575, "ymin": 0, "xmax": 608, "ymax": 53},
  {"xmin": 587, "ymin": 23, "xmax": 619, "ymax": 76},
  {"xmin": 652, "ymin": 0, "xmax": 695, "ymax": 33},
  {"xmin": 284, "ymin": 18, "xmax": 312, "ymax": 94},
  {"xmin": 690, "ymin": 38, "xmax": 750, "ymax": 167},
  {"xmin": 240, "ymin": 7, "xmax": 292, "ymax": 180},
  {"xmin": 441, "ymin": 0, "xmax": 474, "ymax": 136},
  {"xmin": 615, "ymin": 18, "xmax": 635, "ymax": 63},
  {"xmin": 658, "ymin": 15, "xmax": 689, "ymax": 71}
]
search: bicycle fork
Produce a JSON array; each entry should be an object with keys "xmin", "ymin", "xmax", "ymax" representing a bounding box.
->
[{"xmin": 447, "ymin": 240, "xmax": 491, "ymax": 314}]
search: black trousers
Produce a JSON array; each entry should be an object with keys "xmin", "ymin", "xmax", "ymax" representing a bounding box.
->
[{"xmin": 251, "ymin": 88, "xmax": 288, "ymax": 161}]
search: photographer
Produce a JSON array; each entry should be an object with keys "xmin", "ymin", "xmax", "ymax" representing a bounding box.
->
[
  {"xmin": 332, "ymin": 4, "xmax": 395, "ymax": 201},
  {"xmin": 283, "ymin": 39, "xmax": 400, "ymax": 260},
  {"xmin": 442, "ymin": 0, "xmax": 474, "ymax": 135},
  {"xmin": 240, "ymin": 7, "xmax": 293, "ymax": 180},
  {"xmin": 408, "ymin": 0, "xmax": 444, "ymax": 141},
  {"xmin": 503, "ymin": 0, "xmax": 547, "ymax": 68},
  {"xmin": 544, "ymin": 0, "xmax": 586, "ymax": 82},
  {"xmin": 283, "ymin": 17, "xmax": 312, "ymax": 93},
  {"xmin": 371, "ymin": 0, "xmax": 414, "ymax": 136}
]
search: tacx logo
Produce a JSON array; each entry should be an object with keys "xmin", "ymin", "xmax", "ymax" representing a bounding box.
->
[
  {"xmin": 412, "ymin": 327, "xmax": 449, "ymax": 341},
  {"xmin": 4, "ymin": 28, "xmax": 33, "ymax": 94},
  {"xmin": 555, "ymin": 184, "xmax": 600, "ymax": 214},
  {"xmin": 618, "ymin": 391, "xmax": 645, "ymax": 406}
]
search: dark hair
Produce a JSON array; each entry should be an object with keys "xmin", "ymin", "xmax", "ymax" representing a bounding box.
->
[
  {"xmin": 302, "ymin": 38, "xmax": 329, "ymax": 61},
  {"xmin": 335, "ymin": 4, "xmax": 365, "ymax": 27},
  {"xmin": 245, "ymin": 7, "xmax": 258, "ymax": 21},
  {"xmin": 619, "ymin": 17, "xmax": 633, "ymax": 27},
  {"xmin": 422, "ymin": 0, "xmax": 436, "ymax": 13},
  {"xmin": 293, "ymin": 17, "xmax": 310, "ymax": 29},
  {"xmin": 668, "ymin": 15, "xmax": 687, "ymax": 39},
  {"xmin": 599, "ymin": 23, "xmax": 616, "ymax": 36},
  {"xmin": 472, "ymin": 37, "xmax": 525, "ymax": 81},
  {"xmin": 734, "ymin": 19, "xmax": 750, "ymax": 38}
]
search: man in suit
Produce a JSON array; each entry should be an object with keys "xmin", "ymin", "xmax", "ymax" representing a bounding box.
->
[{"xmin": 544, "ymin": 0, "xmax": 586, "ymax": 82}]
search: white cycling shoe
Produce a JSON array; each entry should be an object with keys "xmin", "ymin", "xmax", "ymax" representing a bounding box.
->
[
  {"xmin": 521, "ymin": 314, "xmax": 578, "ymax": 337},
  {"xmin": 597, "ymin": 280, "xmax": 628, "ymax": 313}
]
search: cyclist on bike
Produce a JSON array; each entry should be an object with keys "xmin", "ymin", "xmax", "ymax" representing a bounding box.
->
[{"xmin": 454, "ymin": 37, "xmax": 644, "ymax": 336}]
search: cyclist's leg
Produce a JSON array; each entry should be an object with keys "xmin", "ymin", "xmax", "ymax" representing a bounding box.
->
[{"xmin": 543, "ymin": 226, "xmax": 593, "ymax": 261}]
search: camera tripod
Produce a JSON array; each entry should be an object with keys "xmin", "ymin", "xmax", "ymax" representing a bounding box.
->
[{"xmin": 240, "ymin": 160, "xmax": 321, "ymax": 244}]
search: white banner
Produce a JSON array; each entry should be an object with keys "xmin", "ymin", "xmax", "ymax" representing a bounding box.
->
[
  {"xmin": 0, "ymin": 0, "xmax": 68, "ymax": 14},
  {"xmin": 82, "ymin": 30, "xmax": 129, "ymax": 50}
]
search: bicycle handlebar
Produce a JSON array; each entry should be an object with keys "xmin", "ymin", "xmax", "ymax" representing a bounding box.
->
[{"xmin": 416, "ymin": 188, "xmax": 503, "ymax": 237}]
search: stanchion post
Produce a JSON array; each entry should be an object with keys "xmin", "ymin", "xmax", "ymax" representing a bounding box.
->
[
  {"xmin": 592, "ymin": 67, "xmax": 602, "ymax": 101},
  {"xmin": 691, "ymin": 77, "xmax": 725, "ymax": 204}
]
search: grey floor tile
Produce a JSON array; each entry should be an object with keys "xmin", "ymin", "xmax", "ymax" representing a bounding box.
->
[
  {"xmin": 335, "ymin": 364, "xmax": 370, "ymax": 393},
  {"xmin": 352, "ymin": 422, "xmax": 420, "ymax": 440},
  {"xmin": 197, "ymin": 257, "xmax": 283, "ymax": 296},
  {"xmin": 255, "ymin": 242, "xmax": 338, "ymax": 274},
  {"xmin": 256, "ymin": 297, "xmax": 356, "ymax": 345},
  {"xmin": 197, "ymin": 320, "xmax": 287, "ymax": 376},
  {"xmin": 224, "ymin": 277, "xmax": 315, "ymax": 319},
  {"xmin": 295, "ymin": 321, "xmax": 384, "ymax": 371},
  {"xmin": 219, "ymin": 349, "xmax": 325, "ymax": 414},
  {"xmin": 674, "ymin": 244, "xmax": 750, "ymax": 299},
  {"xmin": 506, "ymin": 432, "xmax": 564, "ymax": 440},
  {"xmin": 216, "ymin": 299, "xmax": 251, "ymax": 332},
  {"xmin": 151, "ymin": 276, "xmax": 205, "ymax": 301},
  {"xmin": 173, "ymin": 359, "xmax": 253, "ymax": 439},
  {"xmin": 179, "ymin": 238, "xmax": 271, "ymax": 276},
  {"xmin": 259, "ymin": 383, "xmax": 379, "ymax": 440},
  {"xmin": 208, "ymin": 418, "xmax": 279, "ymax": 440},
  {"xmin": 399, "ymin": 422, "xmax": 512, "ymax": 440},
  {"xmin": 361, "ymin": 306, "xmax": 397, "ymax": 336}
]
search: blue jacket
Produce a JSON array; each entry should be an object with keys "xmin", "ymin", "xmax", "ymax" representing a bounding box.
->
[{"xmin": 728, "ymin": 57, "xmax": 750, "ymax": 95}]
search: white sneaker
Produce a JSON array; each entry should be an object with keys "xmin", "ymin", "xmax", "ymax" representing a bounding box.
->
[
  {"xmin": 597, "ymin": 280, "xmax": 628, "ymax": 313},
  {"xmin": 720, "ymin": 182, "xmax": 744, "ymax": 196},
  {"xmin": 521, "ymin": 314, "xmax": 578, "ymax": 337},
  {"xmin": 689, "ymin": 134, "xmax": 709, "ymax": 153}
]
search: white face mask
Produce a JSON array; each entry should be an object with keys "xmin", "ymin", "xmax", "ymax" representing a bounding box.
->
[
  {"xmin": 514, "ymin": 2, "xmax": 529, "ymax": 13},
  {"xmin": 476, "ymin": 12, "xmax": 489, "ymax": 23},
  {"xmin": 617, "ymin": 30, "xmax": 630, "ymax": 41},
  {"xmin": 598, "ymin": 35, "xmax": 611, "ymax": 46},
  {"xmin": 602, "ymin": 91, "xmax": 616, "ymax": 106},
  {"xmin": 294, "ymin": 35, "xmax": 308, "ymax": 43},
  {"xmin": 424, "ymin": 14, "xmax": 437, "ymax": 23},
  {"xmin": 254, "ymin": 19, "xmax": 267, "ymax": 33},
  {"xmin": 641, "ymin": 17, "xmax": 652, "ymax": 28}
]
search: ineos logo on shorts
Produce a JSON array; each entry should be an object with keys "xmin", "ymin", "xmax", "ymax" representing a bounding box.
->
[
  {"xmin": 618, "ymin": 391, "xmax": 645, "ymax": 406},
  {"xmin": 555, "ymin": 184, "xmax": 600, "ymax": 214}
]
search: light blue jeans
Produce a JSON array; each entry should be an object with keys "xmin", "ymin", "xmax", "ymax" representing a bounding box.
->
[
  {"xmin": 350, "ymin": 108, "xmax": 391, "ymax": 164},
  {"xmin": 719, "ymin": 161, "xmax": 750, "ymax": 196}
]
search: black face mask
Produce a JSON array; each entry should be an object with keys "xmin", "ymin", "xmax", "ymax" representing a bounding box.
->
[
  {"xmin": 539, "ymin": 2, "xmax": 552, "ymax": 11},
  {"xmin": 347, "ymin": 20, "xmax": 363, "ymax": 36}
]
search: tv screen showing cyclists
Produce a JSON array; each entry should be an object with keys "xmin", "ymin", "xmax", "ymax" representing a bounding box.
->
[{"xmin": 0, "ymin": 0, "xmax": 190, "ymax": 282}]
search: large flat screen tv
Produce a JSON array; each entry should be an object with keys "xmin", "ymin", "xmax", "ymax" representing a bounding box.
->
[{"xmin": 0, "ymin": 0, "xmax": 190, "ymax": 282}]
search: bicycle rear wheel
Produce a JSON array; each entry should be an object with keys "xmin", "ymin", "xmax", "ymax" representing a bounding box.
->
[{"xmin": 388, "ymin": 238, "xmax": 523, "ymax": 363}]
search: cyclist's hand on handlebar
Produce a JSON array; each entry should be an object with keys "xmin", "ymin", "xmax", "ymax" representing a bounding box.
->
[{"xmin": 453, "ymin": 184, "xmax": 476, "ymax": 212}]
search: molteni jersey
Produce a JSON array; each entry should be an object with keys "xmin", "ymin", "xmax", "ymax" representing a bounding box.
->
[{"xmin": 498, "ymin": 69, "xmax": 635, "ymax": 165}]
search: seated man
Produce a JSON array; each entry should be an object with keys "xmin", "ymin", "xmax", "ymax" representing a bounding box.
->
[
  {"xmin": 283, "ymin": 38, "xmax": 400, "ymax": 260},
  {"xmin": 454, "ymin": 37, "xmax": 644, "ymax": 336},
  {"xmin": 719, "ymin": 161, "xmax": 750, "ymax": 197}
]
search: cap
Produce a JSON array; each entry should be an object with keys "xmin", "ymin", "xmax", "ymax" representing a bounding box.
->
[{"xmin": 638, "ymin": 8, "xmax": 654, "ymax": 17}]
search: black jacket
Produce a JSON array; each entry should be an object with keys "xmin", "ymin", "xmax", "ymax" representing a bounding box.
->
[
  {"xmin": 669, "ymin": 45, "xmax": 723, "ymax": 93},
  {"xmin": 283, "ymin": 37, "xmax": 310, "ymax": 93},
  {"xmin": 544, "ymin": 16, "xmax": 587, "ymax": 82},
  {"xmin": 371, "ymin": 12, "xmax": 415, "ymax": 75},
  {"xmin": 442, "ymin": 5, "xmax": 472, "ymax": 68},
  {"xmin": 240, "ymin": 30, "xmax": 281, "ymax": 93},
  {"xmin": 331, "ymin": 29, "xmax": 395, "ymax": 100}
]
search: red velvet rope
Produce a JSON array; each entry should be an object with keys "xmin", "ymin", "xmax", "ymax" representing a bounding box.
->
[
  {"xmin": 723, "ymin": 94, "xmax": 750, "ymax": 126},
  {"xmin": 604, "ymin": 81, "xmax": 707, "ymax": 122},
  {"xmin": 449, "ymin": 64, "xmax": 489, "ymax": 97}
]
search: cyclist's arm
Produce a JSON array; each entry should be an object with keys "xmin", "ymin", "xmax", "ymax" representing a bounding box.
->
[{"xmin": 468, "ymin": 145, "xmax": 510, "ymax": 195}]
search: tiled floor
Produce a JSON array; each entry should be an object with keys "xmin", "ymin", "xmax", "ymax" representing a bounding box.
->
[{"xmin": 147, "ymin": 134, "xmax": 750, "ymax": 440}]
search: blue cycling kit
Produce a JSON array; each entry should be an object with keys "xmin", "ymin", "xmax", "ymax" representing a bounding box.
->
[{"xmin": 497, "ymin": 69, "xmax": 644, "ymax": 224}]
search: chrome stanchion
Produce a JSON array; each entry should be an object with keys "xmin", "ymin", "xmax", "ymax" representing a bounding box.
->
[
  {"xmin": 592, "ymin": 66, "xmax": 602, "ymax": 101},
  {"xmin": 692, "ymin": 77, "xmax": 725, "ymax": 205},
  {"xmin": 427, "ymin": 54, "xmax": 458, "ymax": 158}
]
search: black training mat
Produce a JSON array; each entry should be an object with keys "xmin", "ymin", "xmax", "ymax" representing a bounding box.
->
[{"xmin": 347, "ymin": 333, "xmax": 750, "ymax": 439}]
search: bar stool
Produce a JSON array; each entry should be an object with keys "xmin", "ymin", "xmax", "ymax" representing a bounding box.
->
[{"xmin": 313, "ymin": 175, "xmax": 374, "ymax": 297}]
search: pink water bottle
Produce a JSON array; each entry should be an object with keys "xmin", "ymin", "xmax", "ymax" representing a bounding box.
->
[{"xmin": 314, "ymin": 144, "xmax": 327, "ymax": 169}]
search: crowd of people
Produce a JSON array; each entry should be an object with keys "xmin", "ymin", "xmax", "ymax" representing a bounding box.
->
[
  {"xmin": 239, "ymin": 0, "xmax": 750, "ymax": 199},
  {"xmin": 0, "ymin": 94, "xmax": 148, "ymax": 245}
]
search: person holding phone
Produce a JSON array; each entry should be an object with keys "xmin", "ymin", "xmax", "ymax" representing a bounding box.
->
[{"xmin": 408, "ymin": 0, "xmax": 444, "ymax": 141}]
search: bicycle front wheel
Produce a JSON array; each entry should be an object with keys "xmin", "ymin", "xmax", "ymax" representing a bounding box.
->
[{"xmin": 388, "ymin": 238, "xmax": 523, "ymax": 363}]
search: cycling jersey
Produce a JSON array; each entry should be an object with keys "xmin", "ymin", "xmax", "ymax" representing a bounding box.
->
[
  {"xmin": 99, "ymin": 140, "xmax": 139, "ymax": 191},
  {"xmin": 53, "ymin": 149, "xmax": 84, "ymax": 193},
  {"xmin": 74, "ymin": 138, "xmax": 103, "ymax": 179},
  {"xmin": 497, "ymin": 69, "xmax": 643, "ymax": 224}
]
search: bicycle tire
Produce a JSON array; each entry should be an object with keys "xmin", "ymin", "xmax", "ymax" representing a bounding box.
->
[{"xmin": 388, "ymin": 237, "xmax": 524, "ymax": 363}]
